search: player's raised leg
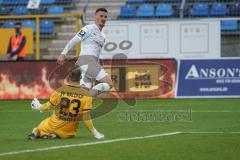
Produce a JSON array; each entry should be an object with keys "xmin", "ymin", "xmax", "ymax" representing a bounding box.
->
[
  {"xmin": 96, "ymin": 68, "xmax": 113, "ymax": 89},
  {"xmin": 99, "ymin": 75, "xmax": 113, "ymax": 86}
]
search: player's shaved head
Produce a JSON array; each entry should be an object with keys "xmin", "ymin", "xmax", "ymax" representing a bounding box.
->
[
  {"xmin": 67, "ymin": 68, "xmax": 81, "ymax": 83},
  {"xmin": 95, "ymin": 8, "xmax": 108, "ymax": 13}
]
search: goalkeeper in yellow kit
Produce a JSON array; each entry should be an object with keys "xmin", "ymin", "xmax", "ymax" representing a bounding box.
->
[{"xmin": 28, "ymin": 68, "xmax": 109, "ymax": 140}]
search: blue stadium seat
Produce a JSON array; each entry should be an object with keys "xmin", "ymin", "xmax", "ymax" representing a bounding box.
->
[
  {"xmin": 22, "ymin": 20, "xmax": 36, "ymax": 33},
  {"xmin": 191, "ymin": 4, "xmax": 209, "ymax": 17},
  {"xmin": 127, "ymin": 0, "xmax": 144, "ymax": 3},
  {"xmin": 2, "ymin": 21, "xmax": 15, "ymax": 28},
  {"xmin": 40, "ymin": 20, "xmax": 54, "ymax": 34},
  {"xmin": 13, "ymin": 7, "xmax": 29, "ymax": 15},
  {"xmin": 156, "ymin": 4, "xmax": 173, "ymax": 17},
  {"xmin": 48, "ymin": 5, "xmax": 64, "ymax": 14},
  {"xmin": 229, "ymin": 3, "xmax": 240, "ymax": 16},
  {"xmin": 119, "ymin": 5, "xmax": 137, "ymax": 18},
  {"xmin": 163, "ymin": 0, "xmax": 181, "ymax": 3},
  {"xmin": 187, "ymin": 0, "xmax": 212, "ymax": 2},
  {"xmin": 29, "ymin": 8, "xmax": 47, "ymax": 14},
  {"xmin": 0, "ymin": 7, "xmax": 10, "ymax": 15},
  {"xmin": 210, "ymin": 3, "xmax": 227, "ymax": 17},
  {"xmin": 40, "ymin": 0, "xmax": 55, "ymax": 5},
  {"xmin": 147, "ymin": 0, "xmax": 181, "ymax": 3},
  {"xmin": 221, "ymin": 20, "xmax": 238, "ymax": 31},
  {"xmin": 137, "ymin": 4, "xmax": 155, "ymax": 17},
  {"xmin": 18, "ymin": 0, "xmax": 29, "ymax": 5},
  {"xmin": 2, "ymin": 0, "xmax": 19, "ymax": 6},
  {"xmin": 55, "ymin": 0, "xmax": 72, "ymax": 5}
]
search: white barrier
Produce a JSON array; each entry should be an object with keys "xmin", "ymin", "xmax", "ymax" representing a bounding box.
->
[{"xmin": 101, "ymin": 20, "xmax": 220, "ymax": 59}]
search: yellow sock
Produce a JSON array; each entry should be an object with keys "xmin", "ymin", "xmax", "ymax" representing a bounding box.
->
[{"xmin": 84, "ymin": 120, "xmax": 95, "ymax": 133}]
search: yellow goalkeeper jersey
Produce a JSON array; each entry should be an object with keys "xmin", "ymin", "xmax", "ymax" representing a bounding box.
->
[
  {"xmin": 41, "ymin": 85, "xmax": 92, "ymax": 121},
  {"xmin": 37, "ymin": 86, "xmax": 93, "ymax": 138}
]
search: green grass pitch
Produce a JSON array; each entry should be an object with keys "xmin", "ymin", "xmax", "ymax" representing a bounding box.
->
[{"xmin": 0, "ymin": 98, "xmax": 240, "ymax": 160}]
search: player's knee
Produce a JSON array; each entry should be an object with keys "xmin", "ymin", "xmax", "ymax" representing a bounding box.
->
[
  {"xmin": 104, "ymin": 76, "xmax": 113, "ymax": 87},
  {"xmin": 80, "ymin": 78, "xmax": 92, "ymax": 89},
  {"xmin": 107, "ymin": 79, "xmax": 113, "ymax": 88},
  {"xmin": 93, "ymin": 83, "xmax": 110, "ymax": 92}
]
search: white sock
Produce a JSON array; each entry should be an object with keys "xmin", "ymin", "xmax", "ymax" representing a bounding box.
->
[{"xmin": 92, "ymin": 83, "xmax": 110, "ymax": 92}]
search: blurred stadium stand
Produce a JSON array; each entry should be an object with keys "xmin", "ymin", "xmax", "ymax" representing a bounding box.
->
[
  {"xmin": 40, "ymin": 20, "xmax": 54, "ymax": 35},
  {"xmin": 13, "ymin": 6, "xmax": 29, "ymax": 15},
  {"xmin": 0, "ymin": 7, "xmax": 11, "ymax": 15},
  {"xmin": 2, "ymin": 21, "xmax": 15, "ymax": 28},
  {"xmin": 221, "ymin": 20, "xmax": 238, "ymax": 31},
  {"xmin": 119, "ymin": 4, "xmax": 137, "ymax": 18},
  {"xmin": 210, "ymin": 3, "xmax": 228, "ymax": 17},
  {"xmin": 0, "ymin": 0, "xmax": 239, "ymax": 59},
  {"xmin": 117, "ymin": 0, "xmax": 240, "ymax": 57},
  {"xmin": 155, "ymin": 4, "xmax": 174, "ymax": 17},
  {"xmin": 0, "ymin": 0, "xmax": 79, "ymax": 60},
  {"xmin": 22, "ymin": 20, "xmax": 36, "ymax": 33},
  {"xmin": 119, "ymin": 0, "xmax": 240, "ymax": 19},
  {"xmin": 40, "ymin": 0, "xmax": 55, "ymax": 5},
  {"xmin": 48, "ymin": 5, "xmax": 64, "ymax": 14},
  {"xmin": 190, "ymin": 3, "xmax": 209, "ymax": 17},
  {"xmin": 137, "ymin": 4, "xmax": 155, "ymax": 17}
]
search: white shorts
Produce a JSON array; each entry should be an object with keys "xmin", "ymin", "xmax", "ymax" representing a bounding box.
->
[
  {"xmin": 76, "ymin": 55, "xmax": 107, "ymax": 78},
  {"xmin": 80, "ymin": 64, "xmax": 107, "ymax": 81},
  {"xmin": 80, "ymin": 65, "xmax": 107, "ymax": 89},
  {"xmin": 76, "ymin": 56, "xmax": 108, "ymax": 88}
]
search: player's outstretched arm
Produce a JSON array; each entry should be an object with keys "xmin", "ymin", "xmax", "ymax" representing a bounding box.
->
[
  {"xmin": 57, "ymin": 34, "xmax": 81, "ymax": 65},
  {"xmin": 31, "ymin": 98, "xmax": 54, "ymax": 111}
]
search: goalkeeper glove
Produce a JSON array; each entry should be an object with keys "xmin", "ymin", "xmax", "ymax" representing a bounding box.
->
[{"xmin": 31, "ymin": 98, "xmax": 41, "ymax": 110}]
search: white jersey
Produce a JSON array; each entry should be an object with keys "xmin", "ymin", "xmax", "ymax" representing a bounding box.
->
[{"xmin": 61, "ymin": 24, "xmax": 106, "ymax": 59}]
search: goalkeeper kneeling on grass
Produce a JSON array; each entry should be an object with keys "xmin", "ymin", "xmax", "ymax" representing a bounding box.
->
[{"xmin": 28, "ymin": 68, "xmax": 110, "ymax": 140}]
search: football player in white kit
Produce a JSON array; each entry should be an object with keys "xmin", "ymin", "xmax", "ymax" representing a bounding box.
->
[{"xmin": 57, "ymin": 8, "xmax": 112, "ymax": 93}]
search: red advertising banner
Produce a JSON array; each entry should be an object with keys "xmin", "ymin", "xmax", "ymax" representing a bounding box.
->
[
  {"xmin": 0, "ymin": 61, "xmax": 57, "ymax": 99},
  {"xmin": 0, "ymin": 59, "xmax": 176, "ymax": 100}
]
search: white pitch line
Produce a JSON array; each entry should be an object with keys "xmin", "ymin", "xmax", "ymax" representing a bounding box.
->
[
  {"xmin": 1, "ymin": 131, "xmax": 240, "ymax": 157},
  {"xmin": 231, "ymin": 132, "xmax": 240, "ymax": 134},
  {"xmin": 183, "ymin": 131, "xmax": 225, "ymax": 134},
  {"xmin": 0, "ymin": 110, "xmax": 50, "ymax": 113},
  {"xmin": 192, "ymin": 110, "xmax": 240, "ymax": 113},
  {"xmin": 183, "ymin": 131, "xmax": 240, "ymax": 134},
  {"xmin": 0, "ymin": 132, "xmax": 181, "ymax": 157},
  {"xmin": 117, "ymin": 110, "xmax": 240, "ymax": 113}
]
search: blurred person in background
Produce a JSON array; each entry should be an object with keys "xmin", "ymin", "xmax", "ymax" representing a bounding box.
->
[{"xmin": 7, "ymin": 22, "xmax": 27, "ymax": 61}]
